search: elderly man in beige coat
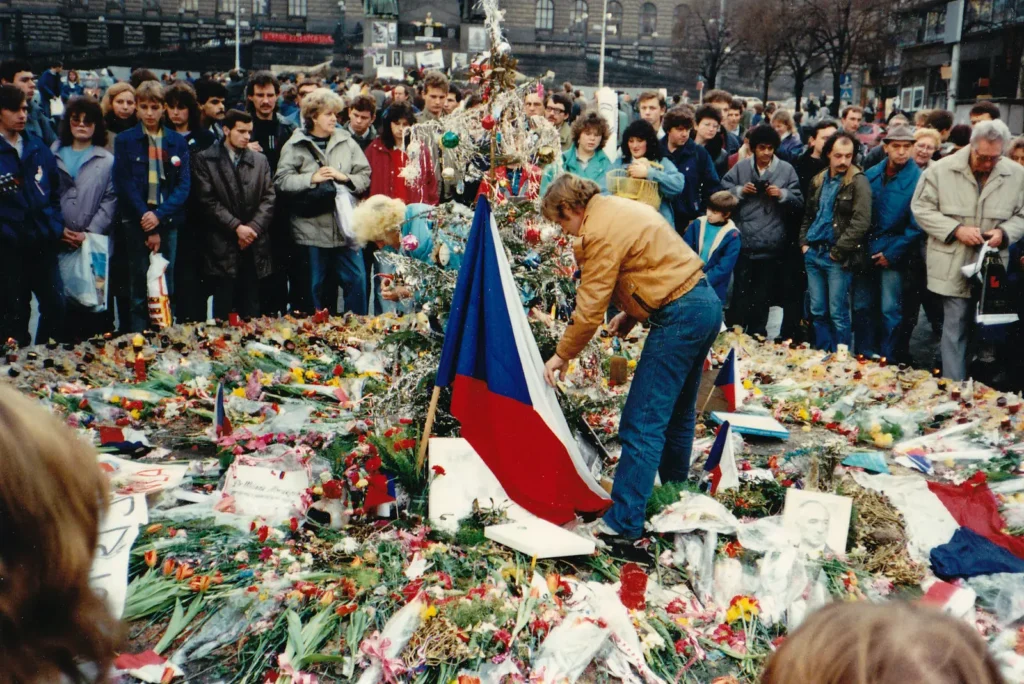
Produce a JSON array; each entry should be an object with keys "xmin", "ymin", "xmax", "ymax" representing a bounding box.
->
[{"xmin": 911, "ymin": 119, "xmax": 1024, "ymax": 381}]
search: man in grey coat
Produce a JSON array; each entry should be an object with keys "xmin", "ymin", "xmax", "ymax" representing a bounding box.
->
[
  {"xmin": 911, "ymin": 119, "xmax": 1024, "ymax": 380},
  {"xmin": 721, "ymin": 124, "xmax": 803, "ymax": 336},
  {"xmin": 193, "ymin": 110, "xmax": 276, "ymax": 320}
]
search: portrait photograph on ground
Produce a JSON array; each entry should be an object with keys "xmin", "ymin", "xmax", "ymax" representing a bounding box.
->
[{"xmin": 782, "ymin": 489, "xmax": 853, "ymax": 558}]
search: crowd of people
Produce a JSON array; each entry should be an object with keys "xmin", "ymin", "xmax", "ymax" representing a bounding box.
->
[{"xmin": 0, "ymin": 59, "xmax": 1022, "ymax": 387}]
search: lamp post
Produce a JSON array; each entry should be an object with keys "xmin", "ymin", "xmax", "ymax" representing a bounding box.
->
[{"xmin": 598, "ymin": 0, "xmax": 608, "ymax": 87}]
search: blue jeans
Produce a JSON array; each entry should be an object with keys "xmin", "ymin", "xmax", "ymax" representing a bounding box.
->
[
  {"xmin": 804, "ymin": 247, "xmax": 852, "ymax": 352},
  {"xmin": 0, "ymin": 243, "xmax": 65, "ymax": 345},
  {"xmin": 308, "ymin": 246, "xmax": 367, "ymax": 315},
  {"xmin": 852, "ymin": 267, "xmax": 903, "ymax": 359},
  {"xmin": 603, "ymin": 279, "xmax": 723, "ymax": 538},
  {"xmin": 125, "ymin": 222, "xmax": 178, "ymax": 333}
]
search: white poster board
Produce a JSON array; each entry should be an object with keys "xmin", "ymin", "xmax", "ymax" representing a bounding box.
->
[
  {"xmin": 416, "ymin": 49, "xmax": 445, "ymax": 71},
  {"xmin": 222, "ymin": 463, "xmax": 310, "ymax": 525},
  {"xmin": 89, "ymin": 493, "xmax": 147, "ymax": 618},
  {"xmin": 596, "ymin": 87, "xmax": 619, "ymax": 160}
]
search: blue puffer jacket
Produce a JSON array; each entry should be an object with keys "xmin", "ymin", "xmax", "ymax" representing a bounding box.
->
[
  {"xmin": 660, "ymin": 138, "xmax": 720, "ymax": 230},
  {"xmin": 864, "ymin": 159, "xmax": 922, "ymax": 266},
  {"xmin": 0, "ymin": 132, "xmax": 64, "ymax": 247},
  {"xmin": 540, "ymin": 146, "xmax": 614, "ymax": 195},
  {"xmin": 113, "ymin": 124, "xmax": 191, "ymax": 228}
]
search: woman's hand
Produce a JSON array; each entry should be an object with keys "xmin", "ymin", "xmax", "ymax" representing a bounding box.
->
[
  {"xmin": 330, "ymin": 169, "xmax": 349, "ymax": 183},
  {"xmin": 627, "ymin": 162, "xmax": 649, "ymax": 179},
  {"xmin": 381, "ymin": 284, "xmax": 412, "ymax": 301},
  {"xmin": 544, "ymin": 355, "xmax": 568, "ymax": 387},
  {"xmin": 61, "ymin": 228, "xmax": 85, "ymax": 249},
  {"xmin": 311, "ymin": 167, "xmax": 334, "ymax": 184}
]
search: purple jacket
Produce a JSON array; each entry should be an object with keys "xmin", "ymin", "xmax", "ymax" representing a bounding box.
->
[{"xmin": 52, "ymin": 142, "xmax": 118, "ymax": 235}]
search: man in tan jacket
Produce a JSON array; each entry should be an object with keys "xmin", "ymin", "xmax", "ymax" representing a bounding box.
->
[
  {"xmin": 911, "ymin": 119, "xmax": 1024, "ymax": 380},
  {"xmin": 541, "ymin": 174, "xmax": 722, "ymax": 545}
]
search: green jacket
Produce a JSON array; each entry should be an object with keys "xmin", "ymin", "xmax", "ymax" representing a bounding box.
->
[{"xmin": 799, "ymin": 165, "xmax": 872, "ymax": 268}]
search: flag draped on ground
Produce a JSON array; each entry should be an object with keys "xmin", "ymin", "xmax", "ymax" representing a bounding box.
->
[{"xmin": 435, "ymin": 197, "xmax": 611, "ymax": 524}]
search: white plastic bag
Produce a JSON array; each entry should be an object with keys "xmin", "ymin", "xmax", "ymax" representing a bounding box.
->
[
  {"xmin": 49, "ymin": 96, "xmax": 65, "ymax": 118},
  {"xmin": 58, "ymin": 233, "xmax": 109, "ymax": 311},
  {"xmin": 147, "ymin": 252, "xmax": 172, "ymax": 328},
  {"xmin": 334, "ymin": 183, "xmax": 356, "ymax": 243}
]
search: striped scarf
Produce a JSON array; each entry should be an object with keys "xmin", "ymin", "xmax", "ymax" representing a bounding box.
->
[{"xmin": 146, "ymin": 129, "xmax": 165, "ymax": 207}]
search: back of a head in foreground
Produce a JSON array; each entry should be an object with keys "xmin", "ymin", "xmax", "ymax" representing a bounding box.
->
[
  {"xmin": 761, "ymin": 602, "xmax": 1004, "ymax": 684},
  {"xmin": 0, "ymin": 384, "xmax": 121, "ymax": 684}
]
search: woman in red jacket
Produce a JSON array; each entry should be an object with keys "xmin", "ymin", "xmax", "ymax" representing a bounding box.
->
[{"xmin": 364, "ymin": 101, "xmax": 438, "ymax": 204}]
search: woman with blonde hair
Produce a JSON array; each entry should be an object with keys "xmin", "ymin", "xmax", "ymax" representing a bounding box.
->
[
  {"xmin": 0, "ymin": 384, "xmax": 122, "ymax": 683},
  {"xmin": 541, "ymin": 174, "xmax": 721, "ymax": 546},
  {"xmin": 100, "ymin": 82, "xmax": 137, "ymax": 147},
  {"xmin": 275, "ymin": 87, "xmax": 371, "ymax": 314},
  {"xmin": 913, "ymin": 127, "xmax": 942, "ymax": 169},
  {"xmin": 352, "ymin": 195, "xmax": 462, "ymax": 308},
  {"xmin": 1008, "ymin": 135, "xmax": 1024, "ymax": 166},
  {"xmin": 761, "ymin": 602, "xmax": 1004, "ymax": 684},
  {"xmin": 771, "ymin": 109, "xmax": 803, "ymax": 162}
]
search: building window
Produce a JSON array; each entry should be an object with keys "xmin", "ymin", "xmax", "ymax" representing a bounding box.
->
[
  {"xmin": 571, "ymin": 0, "xmax": 588, "ymax": 31},
  {"xmin": 638, "ymin": 48, "xmax": 654, "ymax": 63},
  {"xmin": 253, "ymin": 0, "xmax": 269, "ymax": 15},
  {"xmin": 144, "ymin": 24, "xmax": 161, "ymax": 47},
  {"xmin": 107, "ymin": 0, "xmax": 125, "ymax": 10},
  {"xmin": 70, "ymin": 22, "xmax": 89, "ymax": 46},
  {"xmin": 535, "ymin": 0, "xmax": 554, "ymax": 30},
  {"xmin": 673, "ymin": 4, "xmax": 686, "ymax": 36},
  {"xmin": 180, "ymin": 0, "xmax": 199, "ymax": 10},
  {"xmin": 143, "ymin": 0, "xmax": 161, "ymax": 10},
  {"xmin": 288, "ymin": 0, "xmax": 307, "ymax": 16},
  {"xmin": 107, "ymin": 23, "xmax": 125, "ymax": 48},
  {"xmin": 218, "ymin": 0, "xmax": 237, "ymax": 12},
  {"xmin": 606, "ymin": 0, "xmax": 622, "ymax": 36},
  {"xmin": 640, "ymin": 2, "xmax": 657, "ymax": 36}
]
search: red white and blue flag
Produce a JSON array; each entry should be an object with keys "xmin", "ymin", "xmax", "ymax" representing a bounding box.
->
[
  {"xmin": 715, "ymin": 347, "xmax": 744, "ymax": 412},
  {"xmin": 435, "ymin": 198, "xmax": 611, "ymax": 524},
  {"xmin": 215, "ymin": 381, "xmax": 232, "ymax": 438},
  {"xmin": 703, "ymin": 421, "xmax": 739, "ymax": 495}
]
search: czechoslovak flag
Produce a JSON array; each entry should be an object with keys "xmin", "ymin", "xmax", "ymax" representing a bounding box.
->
[
  {"xmin": 715, "ymin": 347, "xmax": 745, "ymax": 411},
  {"xmin": 215, "ymin": 381, "xmax": 232, "ymax": 438},
  {"xmin": 703, "ymin": 421, "xmax": 739, "ymax": 495},
  {"xmin": 434, "ymin": 197, "xmax": 611, "ymax": 524}
]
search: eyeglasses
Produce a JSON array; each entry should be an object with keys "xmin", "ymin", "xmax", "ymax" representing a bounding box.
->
[
  {"xmin": 546, "ymin": 106, "xmax": 566, "ymax": 114},
  {"xmin": 974, "ymin": 153, "xmax": 1001, "ymax": 163}
]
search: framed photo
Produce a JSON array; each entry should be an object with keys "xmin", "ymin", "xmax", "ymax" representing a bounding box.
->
[
  {"xmin": 781, "ymin": 489, "xmax": 851, "ymax": 558},
  {"xmin": 451, "ymin": 52, "xmax": 468, "ymax": 71},
  {"xmin": 391, "ymin": 50, "xmax": 402, "ymax": 66},
  {"xmin": 467, "ymin": 25, "xmax": 489, "ymax": 53},
  {"xmin": 403, "ymin": 51, "xmax": 416, "ymax": 67},
  {"xmin": 372, "ymin": 52, "xmax": 387, "ymax": 67},
  {"xmin": 371, "ymin": 21, "xmax": 388, "ymax": 48},
  {"xmin": 388, "ymin": 22, "xmax": 397, "ymax": 44}
]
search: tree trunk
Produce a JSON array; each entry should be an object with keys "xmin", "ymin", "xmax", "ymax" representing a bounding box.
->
[
  {"xmin": 793, "ymin": 67, "xmax": 806, "ymax": 113},
  {"xmin": 762, "ymin": 59, "xmax": 771, "ymax": 104},
  {"xmin": 831, "ymin": 69, "xmax": 842, "ymax": 116}
]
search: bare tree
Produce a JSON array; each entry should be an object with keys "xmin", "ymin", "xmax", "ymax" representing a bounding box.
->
[
  {"xmin": 781, "ymin": 4, "xmax": 827, "ymax": 112},
  {"xmin": 736, "ymin": 0, "xmax": 788, "ymax": 104},
  {"xmin": 802, "ymin": 0, "xmax": 889, "ymax": 115},
  {"xmin": 674, "ymin": 0, "xmax": 742, "ymax": 90}
]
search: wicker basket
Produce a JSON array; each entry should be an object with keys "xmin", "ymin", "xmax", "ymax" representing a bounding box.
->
[{"xmin": 606, "ymin": 167, "xmax": 661, "ymax": 210}]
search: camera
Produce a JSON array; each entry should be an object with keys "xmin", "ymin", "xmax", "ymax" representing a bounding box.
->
[{"xmin": 753, "ymin": 179, "xmax": 769, "ymax": 194}]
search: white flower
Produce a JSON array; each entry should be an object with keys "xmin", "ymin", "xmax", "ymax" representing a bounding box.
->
[{"xmin": 234, "ymin": 550, "xmax": 250, "ymax": 562}]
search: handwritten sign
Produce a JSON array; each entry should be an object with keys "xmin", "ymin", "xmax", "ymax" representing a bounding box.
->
[
  {"xmin": 98, "ymin": 454, "xmax": 188, "ymax": 496},
  {"xmin": 89, "ymin": 493, "xmax": 147, "ymax": 617},
  {"xmin": 222, "ymin": 464, "xmax": 310, "ymax": 525}
]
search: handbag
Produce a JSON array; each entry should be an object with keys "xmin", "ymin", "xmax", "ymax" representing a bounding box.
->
[{"xmin": 291, "ymin": 156, "xmax": 337, "ymax": 218}]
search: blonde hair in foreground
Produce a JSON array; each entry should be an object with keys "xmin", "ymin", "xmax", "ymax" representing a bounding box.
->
[
  {"xmin": 540, "ymin": 173, "xmax": 601, "ymax": 222},
  {"xmin": 0, "ymin": 384, "xmax": 121, "ymax": 684},
  {"xmin": 760, "ymin": 602, "xmax": 1005, "ymax": 684},
  {"xmin": 352, "ymin": 194, "xmax": 407, "ymax": 246}
]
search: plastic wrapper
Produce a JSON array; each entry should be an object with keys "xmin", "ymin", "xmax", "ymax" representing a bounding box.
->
[
  {"xmin": 456, "ymin": 659, "xmax": 522, "ymax": 684},
  {"xmin": 990, "ymin": 627, "xmax": 1024, "ymax": 683},
  {"xmin": 736, "ymin": 516, "xmax": 798, "ymax": 554},
  {"xmin": 147, "ymin": 252, "xmax": 172, "ymax": 329},
  {"xmin": 356, "ymin": 596, "xmax": 425, "ymax": 684},
  {"xmin": 170, "ymin": 592, "xmax": 272, "ymax": 664},
  {"xmin": 648, "ymin": 491, "xmax": 739, "ymax": 535},
  {"xmin": 672, "ymin": 532, "xmax": 717, "ymax": 605},
  {"xmin": 531, "ymin": 616, "xmax": 608, "ymax": 683},
  {"xmin": 754, "ymin": 547, "xmax": 811, "ymax": 627},
  {"xmin": 969, "ymin": 573, "xmax": 1024, "ymax": 626}
]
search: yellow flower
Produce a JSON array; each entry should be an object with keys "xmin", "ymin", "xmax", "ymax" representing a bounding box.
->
[
  {"xmin": 130, "ymin": 409, "xmax": 141, "ymax": 420},
  {"xmin": 281, "ymin": 327, "xmax": 293, "ymax": 340},
  {"xmin": 109, "ymin": 395, "xmax": 121, "ymax": 404},
  {"xmin": 420, "ymin": 604, "xmax": 438, "ymax": 621},
  {"xmin": 627, "ymin": 359, "xmax": 637, "ymax": 370},
  {"xmin": 742, "ymin": 379, "xmax": 754, "ymax": 390},
  {"xmin": 249, "ymin": 349, "xmax": 265, "ymax": 357},
  {"xmin": 326, "ymin": 377, "xmax": 340, "ymax": 387},
  {"xmin": 873, "ymin": 432, "xmax": 894, "ymax": 448},
  {"xmin": 304, "ymin": 370, "xmax": 317, "ymax": 380},
  {"xmin": 798, "ymin": 408, "xmax": 810, "ymax": 421},
  {"xmin": 725, "ymin": 596, "xmax": 760, "ymax": 624},
  {"xmin": 259, "ymin": 374, "xmax": 273, "ymax": 386},
  {"xmin": 356, "ymin": 478, "xmax": 368, "ymax": 488},
  {"xmin": 232, "ymin": 387, "xmax": 246, "ymax": 397}
]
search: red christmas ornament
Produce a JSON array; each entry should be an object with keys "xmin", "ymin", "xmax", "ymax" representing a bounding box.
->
[
  {"xmin": 524, "ymin": 226, "xmax": 541, "ymax": 244},
  {"xmin": 481, "ymin": 115, "xmax": 496, "ymax": 131}
]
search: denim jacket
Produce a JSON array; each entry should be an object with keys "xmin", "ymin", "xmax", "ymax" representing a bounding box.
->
[
  {"xmin": 863, "ymin": 159, "xmax": 922, "ymax": 267},
  {"xmin": 0, "ymin": 132, "xmax": 64, "ymax": 247},
  {"xmin": 113, "ymin": 124, "xmax": 191, "ymax": 228}
]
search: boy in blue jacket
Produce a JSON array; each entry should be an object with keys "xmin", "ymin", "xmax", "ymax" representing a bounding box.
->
[
  {"xmin": 851, "ymin": 124, "xmax": 922, "ymax": 360},
  {"xmin": 0, "ymin": 85, "xmax": 66, "ymax": 345},
  {"xmin": 682, "ymin": 190, "xmax": 741, "ymax": 307},
  {"xmin": 114, "ymin": 80, "xmax": 190, "ymax": 332}
]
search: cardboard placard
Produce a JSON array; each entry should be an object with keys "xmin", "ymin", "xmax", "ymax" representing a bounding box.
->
[
  {"xmin": 89, "ymin": 493, "xmax": 147, "ymax": 617},
  {"xmin": 98, "ymin": 454, "xmax": 188, "ymax": 496},
  {"xmin": 222, "ymin": 463, "xmax": 310, "ymax": 524}
]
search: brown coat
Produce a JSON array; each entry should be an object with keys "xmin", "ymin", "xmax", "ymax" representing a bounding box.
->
[{"xmin": 556, "ymin": 195, "xmax": 705, "ymax": 360}]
